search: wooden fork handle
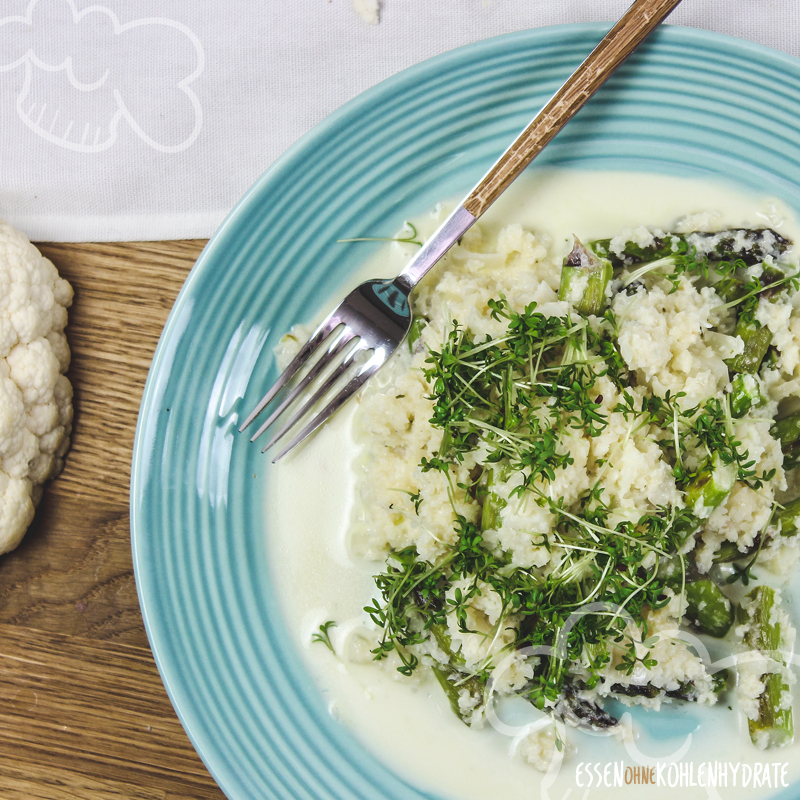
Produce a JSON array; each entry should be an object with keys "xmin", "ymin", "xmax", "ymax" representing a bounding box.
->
[{"xmin": 462, "ymin": 0, "xmax": 683, "ymax": 219}]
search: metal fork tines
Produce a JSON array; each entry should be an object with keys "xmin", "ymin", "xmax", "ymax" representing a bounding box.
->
[
  {"xmin": 239, "ymin": 327, "xmax": 366, "ymax": 460},
  {"xmin": 239, "ymin": 279, "xmax": 409, "ymax": 461},
  {"xmin": 240, "ymin": 0, "xmax": 681, "ymax": 459}
]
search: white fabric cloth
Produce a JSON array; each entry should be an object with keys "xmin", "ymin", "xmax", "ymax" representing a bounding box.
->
[{"xmin": 2, "ymin": 0, "xmax": 799, "ymax": 242}]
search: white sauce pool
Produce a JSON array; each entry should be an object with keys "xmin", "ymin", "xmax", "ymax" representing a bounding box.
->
[{"xmin": 268, "ymin": 170, "xmax": 800, "ymax": 800}]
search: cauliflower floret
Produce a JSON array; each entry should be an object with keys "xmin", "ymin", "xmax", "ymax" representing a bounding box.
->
[
  {"xmin": 0, "ymin": 220, "xmax": 73, "ymax": 554},
  {"xmin": 518, "ymin": 722, "xmax": 566, "ymax": 772}
]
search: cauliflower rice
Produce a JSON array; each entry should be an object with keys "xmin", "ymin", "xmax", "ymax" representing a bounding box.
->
[{"xmin": 329, "ymin": 205, "xmax": 800, "ymax": 766}]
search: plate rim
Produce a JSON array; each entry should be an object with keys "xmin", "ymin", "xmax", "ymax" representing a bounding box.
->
[{"xmin": 130, "ymin": 21, "xmax": 800, "ymax": 800}]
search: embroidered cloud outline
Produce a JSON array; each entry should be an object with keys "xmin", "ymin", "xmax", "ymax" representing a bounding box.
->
[{"xmin": 0, "ymin": 0, "xmax": 205, "ymax": 153}]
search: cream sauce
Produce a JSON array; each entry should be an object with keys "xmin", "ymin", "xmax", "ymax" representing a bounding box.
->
[{"xmin": 268, "ymin": 170, "xmax": 800, "ymax": 800}]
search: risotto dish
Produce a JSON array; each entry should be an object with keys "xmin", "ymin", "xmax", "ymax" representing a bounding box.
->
[
  {"xmin": 271, "ymin": 172, "xmax": 800, "ymax": 788},
  {"xmin": 342, "ymin": 205, "xmax": 800, "ymax": 767}
]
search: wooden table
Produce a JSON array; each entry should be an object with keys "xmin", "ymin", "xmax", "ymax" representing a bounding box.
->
[{"xmin": 0, "ymin": 242, "xmax": 226, "ymax": 799}]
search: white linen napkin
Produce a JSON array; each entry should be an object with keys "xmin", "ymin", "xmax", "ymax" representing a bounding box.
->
[{"xmin": 1, "ymin": 0, "xmax": 799, "ymax": 242}]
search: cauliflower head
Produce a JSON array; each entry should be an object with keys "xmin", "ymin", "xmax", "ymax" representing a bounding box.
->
[{"xmin": 0, "ymin": 220, "xmax": 73, "ymax": 554}]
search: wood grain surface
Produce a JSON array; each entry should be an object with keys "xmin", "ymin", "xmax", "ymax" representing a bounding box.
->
[{"xmin": 0, "ymin": 241, "xmax": 226, "ymax": 799}]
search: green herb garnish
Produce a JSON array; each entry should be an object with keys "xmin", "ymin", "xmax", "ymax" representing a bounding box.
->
[{"xmin": 311, "ymin": 621, "xmax": 337, "ymax": 654}]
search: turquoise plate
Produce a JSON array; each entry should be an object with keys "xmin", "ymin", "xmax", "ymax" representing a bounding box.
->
[{"xmin": 131, "ymin": 24, "xmax": 800, "ymax": 800}]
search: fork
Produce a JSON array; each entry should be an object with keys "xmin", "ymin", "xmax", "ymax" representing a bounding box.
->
[{"xmin": 240, "ymin": 0, "xmax": 682, "ymax": 461}]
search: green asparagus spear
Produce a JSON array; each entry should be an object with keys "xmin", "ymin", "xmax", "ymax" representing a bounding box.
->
[
  {"xmin": 671, "ymin": 514, "xmax": 702, "ymax": 546},
  {"xmin": 664, "ymin": 462, "xmax": 735, "ymax": 550},
  {"xmin": 713, "ymin": 535, "xmax": 763, "ymax": 562},
  {"xmin": 715, "ymin": 275, "xmax": 749, "ymax": 304},
  {"xmin": 657, "ymin": 554, "xmax": 734, "ymax": 637},
  {"xmin": 558, "ymin": 237, "xmax": 613, "ymax": 316},
  {"xmin": 684, "ymin": 453, "xmax": 737, "ymax": 518},
  {"xmin": 725, "ymin": 320, "xmax": 772, "ymax": 374},
  {"xmin": 480, "ymin": 466, "xmax": 507, "ymax": 532},
  {"xmin": 698, "ymin": 229, "xmax": 791, "ymax": 264},
  {"xmin": 430, "ymin": 622, "xmax": 463, "ymax": 664},
  {"xmin": 753, "ymin": 672, "xmax": 795, "ymax": 749},
  {"xmin": 609, "ymin": 682, "xmax": 660, "ymax": 699},
  {"xmin": 431, "ymin": 665, "xmax": 484, "ymax": 723},
  {"xmin": 772, "ymin": 412, "xmax": 800, "ymax": 471},
  {"xmin": 657, "ymin": 554, "xmax": 685, "ymax": 588},
  {"xmin": 713, "ymin": 540, "xmax": 741, "ymax": 563},
  {"xmin": 555, "ymin": 682, "xmax": 618, "ymax": 729},
  {"xmin": 711, "ymin": 669, "xmax": 731, "ymax": 694},
  {"xmin": 730, "ymin": 373, "xmax": 765, "ymax": 418},
  {"xmin": 778, "ymin": 497, "xmax": 800, "ymax": 536},
  {"xmin": 760, "ymin": 265, "xmax": 788, "ymax": 298},
  {"xmin": 685, "ymin": 579, "xmax": 735, "ymax": 637},
  {"xmin": 438, "ymin": 427, "xmax": 455, "ymax": 459},
  {"xmin": 610, "ymin": 670, "xmax": 728, "ymax": 702},
  {"xmin": 662, "ymin": 459, "xmax": 734, "ymax": 564},
  {"xmin": 590, "ymin": 229, "xmax": 789, "ymax": 269},
  {"xmin": 429, "ymin": 623, "xmax": 484, "ymax": 724},
  {"xmin": 721, "ymin": 265, "xmax": 792, "ymax": 374},
  {"xmin": 764, "ymin": 346, "xmax": 780, "ymax": 370},
  {"xmin": 590, "ymin": 233, "xmax": 685, "ymax": 268},
  {"xmin": 741, "ymin": 586, "xmax": 794, "ymax": 749}
]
